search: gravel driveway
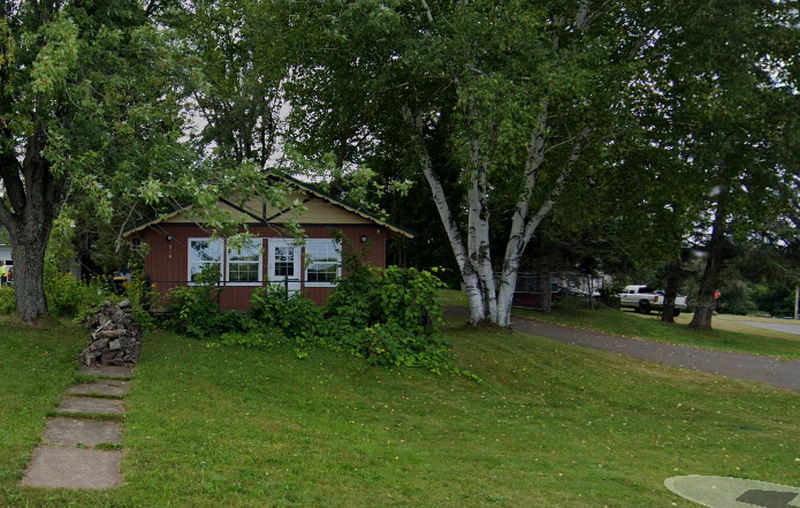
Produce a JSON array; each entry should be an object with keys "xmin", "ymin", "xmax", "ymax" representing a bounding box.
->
[{"xmin": 446, "ymin": 305, "xmax": 800, "ymax": 393}]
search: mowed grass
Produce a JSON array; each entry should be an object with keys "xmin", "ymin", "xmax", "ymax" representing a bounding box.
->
[
  {"xmin": 4, "ymin": 317, "xmax": 799, "ymax": 506},
  {"xmin": 438, "ymin": 290, "xmax": 800, "ymax": 359},
  {"xmin": 0, "ymin": 317, "xmax": 86, "ymax": 503}
]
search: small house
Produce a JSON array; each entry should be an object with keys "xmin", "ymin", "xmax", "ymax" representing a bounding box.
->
[{"xmin": 123, "ymin": 175, "xmax": 414, "ymax": 309}]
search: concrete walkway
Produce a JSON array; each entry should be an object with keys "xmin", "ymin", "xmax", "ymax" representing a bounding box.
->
[
  {"xmin": 20, "ymin": 366, "xmax": 133, "ymax": 489},
  {"xmin": 446, "ymin": 305, "xmax": 800, "ymax": 393}
]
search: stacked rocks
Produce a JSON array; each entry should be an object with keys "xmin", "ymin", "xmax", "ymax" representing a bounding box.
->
[{"xmin": 78, "ymin": 300, "xmax": 140, "ymax": 367}]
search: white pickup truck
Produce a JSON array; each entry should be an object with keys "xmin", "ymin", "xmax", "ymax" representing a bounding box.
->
[{"xmin": 619, "ymin": 285, "xmax": 688, "ymax": 315}]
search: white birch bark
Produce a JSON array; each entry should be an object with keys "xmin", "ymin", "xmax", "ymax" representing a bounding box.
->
[
  {"xmin": 402, "ymin": 106, "xmax": 486, "ymax": 324},
  {"xmin": 467, "ymin": 136, "xmax": 498, "ymax": 322},
  {"xmin": 496, "ymin": 127, "xmax": 591, "ymax": 327},
  {"xmin": 493, "ymin": 106, "xmax": 549, "ymax": 327}
]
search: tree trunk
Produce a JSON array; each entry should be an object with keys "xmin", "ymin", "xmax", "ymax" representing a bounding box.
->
[
  {"xmin": 0, "ymin": 127, "xmax": 66, "ymax": 323},
  {"xmin": 466, "ymin": 137, "xmax": 497, "ymax": 322},
  {"xmin": 661, "ymin": 261, "xmax": 680, "ymax": 323},
  {"xmin": 689, "ymin": 203, "xmax": 727, "ymax": 330},
  {"xmin": 10, "ymin": 232, "xmax": 49, "ymax": 323},
  {"xmin": 401, "ymin": 107, "xmax": 489, "ymax": 325}
]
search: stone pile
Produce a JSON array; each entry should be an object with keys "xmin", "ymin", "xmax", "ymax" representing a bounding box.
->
[{"xmin": 78, "ymin": 300, "xmax": 140, "ymax": 367}]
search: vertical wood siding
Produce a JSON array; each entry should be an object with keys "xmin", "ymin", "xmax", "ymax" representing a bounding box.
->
[{"xmin": 137, "ymin": 223, "xmax": 388, "ymax": 309}]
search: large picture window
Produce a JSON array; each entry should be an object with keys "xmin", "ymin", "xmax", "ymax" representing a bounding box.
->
[
  {"xmin": 305, "ymin": 239, "xmax": 341, "ymax": 287},
  {"xmin": 188, "ymin": 238, "xmax": 223, "ymax": 283},
  {"xmin": 227, "ymin": 239, "xmax": 262, "ymax": 285}
]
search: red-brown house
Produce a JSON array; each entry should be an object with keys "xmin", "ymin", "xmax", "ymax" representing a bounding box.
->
[{"xmin": 123, "ymin": 176, "xmax": 414, "ymax": 309}]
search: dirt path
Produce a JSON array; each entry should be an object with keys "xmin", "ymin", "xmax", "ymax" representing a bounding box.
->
[{"xmin": 446, "ymin": 305, "xmax": 800, "ymax": 393}]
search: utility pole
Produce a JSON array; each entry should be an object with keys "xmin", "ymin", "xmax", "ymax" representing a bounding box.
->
[{"xmin": 794, "ymin": 284, "xmax": 799, "ymax": 320}]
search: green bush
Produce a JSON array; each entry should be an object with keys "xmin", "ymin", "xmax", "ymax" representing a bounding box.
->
[
  {"xmin": 327, "ymin": 264, "xmax": 445, "ymax": 335},
  {"xmin": 161, "ymin": 241, "xmax": 464, "ymax": 376},
  {"xmin": 45, "ymin": 271, "xmax": 108, "ymax": 317},
  {"xmin": 322, "ymin": 261, "xmax": 455, "ymax": 373},
  {"xmin": 164, "ymin": 284, "xmax": 232, "ymax": 338},
  {"xmin": 250, "ymin": 285, "xmax": 324, "ymax": 338},
  {"xmin": 0, "ymin": 286, "xmax": 15, "ymax": 314},
  {"xmin": 122, "ymin": 271, "xmax": 159, "ymax": 330}
]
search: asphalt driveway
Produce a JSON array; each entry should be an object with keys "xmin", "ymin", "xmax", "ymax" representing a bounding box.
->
[{"xmin": 742, "ymin": 320, "xmax": 800, "ymax": 336}]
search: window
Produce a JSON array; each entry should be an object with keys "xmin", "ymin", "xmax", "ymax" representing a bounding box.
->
[
  {"xmin": 274, "ymin": 246, "xmax": 295, "ymax": 277},
  {"xmin": 305, "ymin": 239, "xmax": 341, "ymax": 287},
  {"xmin": 227, "ymin": 239, "xmax": 262, "ymax": 285},
  {"xmin": 188, "ymin": 238, "xmax": 223, "ymax": 283}
]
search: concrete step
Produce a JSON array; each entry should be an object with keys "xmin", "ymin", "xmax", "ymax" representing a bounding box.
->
[
  {"xmin": 20, "ymin": 446, "xmax": 122, "ymax": 489},
  {"xmin": 43, "ymin": 418, "xmax": 122, "ymax": 447},
  {"xmin": 67, "ymin": 380, "xmax": 130, "ymax": 397},
  {"xmin": 56, "ymin": 396, "xmax": 124, "ymax": 415}
]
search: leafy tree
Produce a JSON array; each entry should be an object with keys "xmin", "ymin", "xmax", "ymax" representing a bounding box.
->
[
  {"xmin": 284, "ymin": 0, "xmax": 672, "ymax": 326},
  {"xmin": 165, "ymin": 0, "xmax": 291, "ymax": 169},
  {"xmin": 0, "ymin": 1, "xmax": 196, "ymax": 322},
  {"xmin": 635, "ymin": 0, "xmax": 800, "ymax": 329}
]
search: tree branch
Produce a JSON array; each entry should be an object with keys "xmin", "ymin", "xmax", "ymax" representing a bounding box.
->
[
  {"xmin": 0, "ymin": 197, "xmax": 14, "ymax": 231},
  {"xmin": 521, "ymin": 127, "xmax": 592, "ymax": 242},
  {"xmin": 420, "ymin": 0, "xmax": 434, "ymax": 24}
]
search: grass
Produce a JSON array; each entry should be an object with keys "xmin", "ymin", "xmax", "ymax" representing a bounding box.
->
[
  {"xmin": 0, "ymin": 317, "xmax": 85, "ymax": 503},
  {"xmin": 439, "ymin": 289, "xmax": 800, "ymax": 359},
  {"xmin": 2, "ymin": 315, "xmax": 799, "ymax": 506}
]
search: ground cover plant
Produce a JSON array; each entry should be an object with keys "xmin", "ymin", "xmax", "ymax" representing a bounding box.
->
[
  {"xmin": 4, "ymin": 317, "xmax": 799, "ymax": 506},
  {"xmin": 438, "ymin": 290, "xmax": 800, "ymax": 359}
]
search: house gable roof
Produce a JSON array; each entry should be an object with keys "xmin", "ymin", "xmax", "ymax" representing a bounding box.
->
[{"xmin": 122, "ymin": 173, "xmax": 415, "ymax": 239}]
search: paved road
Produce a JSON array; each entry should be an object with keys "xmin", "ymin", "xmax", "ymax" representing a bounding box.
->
[
  {"xmin": 742, "ymin": 321, "xmax": 800, "ymax": 336},
  {"xmin": 446, "ymin": 306, "xmax": 800, "ymax": 393}
]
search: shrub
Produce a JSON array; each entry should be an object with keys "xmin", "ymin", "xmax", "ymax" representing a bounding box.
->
[
  {"xmin": 45, "ymin": 271, "xmax": 108, "ymax": 317},
  {"xmin": 323, "ymin": 259, "xmax": 457, "ymax": 374},
  {"xmin": 163, "ymin": 284, "xmax": 232, "ymax": 338},
  {"xmin": 327, "ymin": 264, "xmax": 445, "ymax": 335},
  {"xmin": 250, "ymin": 285, "xmax": 324, "ymax": 338},
  {"xmin": 122, "ymin": 271, "xmax": 159, "ymax": 330},
  {"xmin": 160, "ymin": 237, "xmax": 464, "ymax": 376},
  {"xmin": 0, "ymin": 286, "xmax": 15, "ymax": 314}
]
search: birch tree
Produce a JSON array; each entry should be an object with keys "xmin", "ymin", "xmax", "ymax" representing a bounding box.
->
[{"xmin": 285, "ymin": 0, "xmax": 666, "ymax": 326}]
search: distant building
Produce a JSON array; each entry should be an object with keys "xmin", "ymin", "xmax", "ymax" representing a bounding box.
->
[{"xmin": 0, "ymin": 226, "xmax": 12, "ymax": 266}]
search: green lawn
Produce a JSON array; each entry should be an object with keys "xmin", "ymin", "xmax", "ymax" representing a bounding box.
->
[
  {"xmin": 2, "ymin": 315, "xmax": 799, "ymax": 506},
  {"xmin": 439, "ymin": 289, "xmax": 800, "ymax": 359},
  {"xmin": 0, "ymin": 318, "xmax": 86, "ymax": 505}
]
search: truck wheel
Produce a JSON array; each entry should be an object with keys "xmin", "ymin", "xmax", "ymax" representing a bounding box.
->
[
  {"xmin": 639, "ymin": 302, "xmax": 651, "ymax": 315},
  {"xmin": 673, "ymin": 309, "xmax": 681, "ymax": 317}
]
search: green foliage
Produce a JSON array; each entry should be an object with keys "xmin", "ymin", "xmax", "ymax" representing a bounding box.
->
[
  {"xmin": 250, "ymin": 285, "xmax": 324, "ymax": 338},
  {"xmin": 320, "ymin": 262, "xmax": 457, "ymax": 374},
  {"xmin": 162, "ymin": 257, "xmax": 462, "ymax": 375},
  {"xmin": 123, "ymin": 271, "xmax": 159, "ymax": 330},
  {"xmin": 0, "ymin": 286, "xmax": 14, "ymax": 314},
  {"xmin": 44, "ymin": 272, "xmax": 107, "ymax": 317},
  {"xmin": 163, "ymin": 285, "xmax": 227, "ymax": 339}
]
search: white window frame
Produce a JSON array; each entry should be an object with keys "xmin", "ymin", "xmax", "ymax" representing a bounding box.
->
[
  {"xmin": 304, "ymin": 238, "xmax": 342, "ymax": 288},
  {"xmin": 267, "ymin": 238, "xmax": 302, "ymax": 284},
  {"xmin": 187, "ymin": 237, "xmax": 224, "ymax": 285},
  {"xmin": 225, "ymin": 238, "xmax": 263, "ymax": 286}
]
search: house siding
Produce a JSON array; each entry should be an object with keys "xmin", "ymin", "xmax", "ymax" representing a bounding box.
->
[{"xmin": 138, "ymin": 223, "xmax": 387, "ymax": 309}]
